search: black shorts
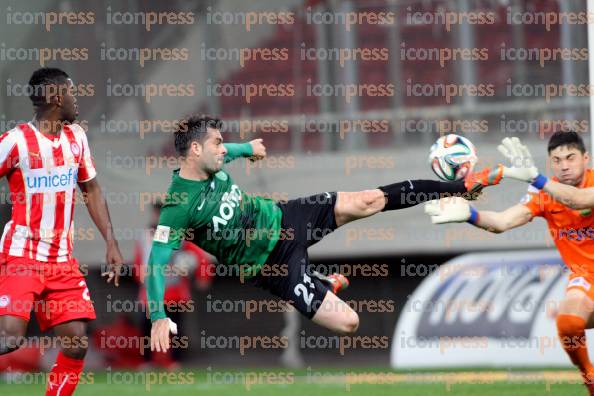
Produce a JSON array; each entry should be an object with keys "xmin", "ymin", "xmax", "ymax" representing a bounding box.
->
[{"xmin": 250, "ymin": 192, "xmax": 338, "ymax": 319}]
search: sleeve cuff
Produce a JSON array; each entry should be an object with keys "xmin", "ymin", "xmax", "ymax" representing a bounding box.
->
[
  {"xmin": 240, "ymin": 142, "xmax": 253, "ymax": 157},
  {"xmin": 77, "ymin": 173, "xmax": 97, "ymax": 183},
  {"xmin": 150, "ymin": 312, "xmax": 167, "ymax": 322},
  {"xmin": 531, "ymin": 174, "xmax": 548, "ymax": 190},
  {"xmin": 225, "ymin": 142, "xmax": 253, "ymax": 157},
  {"xmin": 467, "ymin": 206, "xmax": 479, "ymax": 224}
]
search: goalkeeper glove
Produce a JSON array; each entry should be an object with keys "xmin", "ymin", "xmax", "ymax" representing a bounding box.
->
[
  {"xmin": 498, "ymin": 137, "xmax": 548, "ymax": 189},
  {"xmin": 464, "ymin": 164, "xmax": 504, "ymax": 195},
  {"xmin": 424, "ymin": 197, "xmax": 479, "ymax": 224}
]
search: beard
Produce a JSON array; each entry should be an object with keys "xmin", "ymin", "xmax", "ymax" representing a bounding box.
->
[
  {"xmin": 63, "ymin": 114, "xmax": 76, "ymax": 124},
  {"xmin": 206, "ymin": 158, "xmax": 224, "ymax": 174},
  {"xmin": 61, "ymin": 106, "xmax": 77, "ymax": 124}
]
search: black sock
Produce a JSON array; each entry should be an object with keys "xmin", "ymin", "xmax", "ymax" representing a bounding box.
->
[{"xmin": 378, "ymin": 179, "xmax": 469, "ymax": 211}]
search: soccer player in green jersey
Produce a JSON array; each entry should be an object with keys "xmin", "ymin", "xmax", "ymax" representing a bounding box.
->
[{"xmin": 147, "ymin": 116, "xmax": 503, "ymax": 352}]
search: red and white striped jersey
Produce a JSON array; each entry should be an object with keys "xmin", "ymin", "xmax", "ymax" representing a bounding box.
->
[{"xmin": 0, "ymin": 122, "xmax": 96, "ymax": 262}]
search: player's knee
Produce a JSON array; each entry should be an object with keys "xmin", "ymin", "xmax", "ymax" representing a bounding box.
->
[
  {"xmin": 61, "ymin": 343, "xmax": 88, "ymax": 360},
  {"xmin": 559, "ymin": 291, "xmax": 594, "ymax": 317},
  {"xmin": 0, "ymin": 325, "xmax": 26, "ymax": 355},
  {"xmin": 557, "ymin": 313, "xmax": 586, "ymax": 337},
  {"xmin": 57, "ymin": 323, "xmax": 89, "ymax": 360},
  {"xmin": 339, "ymin": 310, "xmax": 359, "ymax": 335},
  {"xmin": 356, "ymin": 190, "xmax": 380, "ymax": 210}
]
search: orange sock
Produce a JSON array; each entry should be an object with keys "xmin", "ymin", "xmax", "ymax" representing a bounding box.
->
[{"xmin": 557, "ymin": 314, "xmax": 594, "ymax": 382}]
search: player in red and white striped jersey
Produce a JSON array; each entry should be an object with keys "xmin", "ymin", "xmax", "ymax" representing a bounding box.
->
[
  {"xmin": 0, "ymin": 68, "xmax": 124, "ymax": 396},
  {"xmin": 0, "ymin": 120, "xmax": 94, "ymax": 262}
]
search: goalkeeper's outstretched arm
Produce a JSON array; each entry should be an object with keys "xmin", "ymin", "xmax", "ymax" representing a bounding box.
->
[
  {"xmin": 540, "ymin": 182, "xmax": 594, "ymax": 211},
  {"xmin": 471, "ymin": 204, "xmax": 533, "ymax": 233},
  {"xmin": 424, "ymin": 197, "xmax": 533, "ymax": 233}
]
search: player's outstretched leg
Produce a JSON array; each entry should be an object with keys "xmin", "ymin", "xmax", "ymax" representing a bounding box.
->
[
  {"xmin": 311, "ymin": 291, "xmax": 359, "ymax": 335},
  {"xmin": 334, "ymin": 189, "xmax": 386, "ymax": 227},
  {"xmin": 0, "ymin": 315, "xmax": 28, "ymax": 355},
  {"xmin": 556, "ymin": 288, "xmax": 594, "ymax": 395},
  {"xmin": 334, "ymin": 179, "xmax": 471, "ymax": 227},
  {"xmin": 45, "ymin": 320, "xmax": 89, "ymax": 396}
]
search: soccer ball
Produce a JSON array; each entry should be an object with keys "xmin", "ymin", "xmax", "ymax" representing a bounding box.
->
[{"xmin": 428, "ymin": 134, "xmax": 478, "ymax": 181}]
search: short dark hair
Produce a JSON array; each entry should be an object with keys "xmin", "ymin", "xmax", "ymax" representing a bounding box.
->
[
  {"xmin": 547, "ymin": 130, "xmax": 586, "ymax": 154},
  {"xmin": 174, "ymin": 115, "xmax": 222, "ymax": 156},
  {"xmin": 28, "ymin": 67, "xmax": 70, "ymax": 107}
]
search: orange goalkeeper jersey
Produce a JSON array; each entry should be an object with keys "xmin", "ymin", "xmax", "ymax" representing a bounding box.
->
[{"xmin": 524, "ymin": 169, "xmax": 594, "ymax": 276}]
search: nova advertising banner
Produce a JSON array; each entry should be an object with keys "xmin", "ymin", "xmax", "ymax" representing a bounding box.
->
[{"xmin": 391, "ymin": 250, "xmax": 588, "ymax": 368}]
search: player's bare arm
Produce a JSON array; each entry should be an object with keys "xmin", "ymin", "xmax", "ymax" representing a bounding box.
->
[
  {"xmin": 473, "ymin": 204, "xmax": 533, "ymax": 232},
  {"xmin": 540, "ymin": 183, "xmax": 594, "ymax": 210},
  {"xmin": 78, "ymin": 178, "xmax": 124, "ymax": 286}
]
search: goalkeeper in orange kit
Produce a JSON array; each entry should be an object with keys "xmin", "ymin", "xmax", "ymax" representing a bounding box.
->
[{"xmin": 426, "ymin": 131, "xmax": 594, "ymax": 395}]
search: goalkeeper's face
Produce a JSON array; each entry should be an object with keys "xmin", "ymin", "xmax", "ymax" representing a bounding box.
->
[
  {"xmin": 549, "ymin": 145, "xmax": 589, "ymax": 186},
  {"xmin": 196, "ymin": 127, "xmax": 227, "ymax": 175}
]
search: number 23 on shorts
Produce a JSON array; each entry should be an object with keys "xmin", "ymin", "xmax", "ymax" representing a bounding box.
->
[{"xmin": 294, "ymin": 273, "xmax": 314, "ymax": 307}]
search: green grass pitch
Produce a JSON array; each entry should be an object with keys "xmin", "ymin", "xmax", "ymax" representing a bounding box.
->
[{"xmin": 0, "ymin": 368, "xmax": 587, "ymax": 395}]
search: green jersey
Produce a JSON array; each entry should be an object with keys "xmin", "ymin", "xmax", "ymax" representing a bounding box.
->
[
  {"xmin": 155, "ymin": 168, "xmax": 282, "ymax": 272},
  {"xmin": 146, "ymin": 143, "xmax": 283, "ymax": 321}
]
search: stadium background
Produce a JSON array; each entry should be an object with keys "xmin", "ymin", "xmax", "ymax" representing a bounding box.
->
[{"xmin": 0, "ymin": 0, "xmax": 591, "ymax": 394}]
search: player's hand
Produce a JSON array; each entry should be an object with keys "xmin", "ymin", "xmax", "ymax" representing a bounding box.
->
[
  {"xmin": 464, "ymin": 164, "xmax": 504, "ymax": 196},
  {"xmin": 424, "ymin": 197, "xmax": 471, "ymax": 224},
  {"xmin": 498, "ymin": 137, "xmax": 539, "ymax": 183},
  {"xmin": 102, "ymin": 241, "xmax": 124, "ymax": 286},
  {"xmin": 151, "ymin": 318, "xmax": 178, "ymax": 353},
  {"xmin": 248, "ymin": 138, "xmax": 266, "ymax": 162}
]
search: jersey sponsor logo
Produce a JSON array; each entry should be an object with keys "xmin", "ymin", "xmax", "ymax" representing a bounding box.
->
[
  {"xmin": 154, "ymin": 225, "xmax": 171, "ymax": 243},
  {"xmin": 25, "ymin": 167, "xmax": 77, "ymax": 193},
  {"xmin": 0, "ymin": 295, "xmax": 9, "ymax": 308},
  {"xmin": 557, "ymin": 227, "xmax": 594, "ymax": 241},
  {"xmin": 568, "ymin": 276, "xmax": 591, "ymax": 291},
  {"xmin": 212, "ymin": 184, "xmax": 242, "ymax": 233}
]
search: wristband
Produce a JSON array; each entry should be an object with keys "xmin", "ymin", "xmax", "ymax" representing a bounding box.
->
[
  {"xmin": 531, "ymin": 174, "xmax": 548, "ymax": 190},
  {"xmin": 467, "ymin": 206, "xmax": 479, "ymax": 224}
]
